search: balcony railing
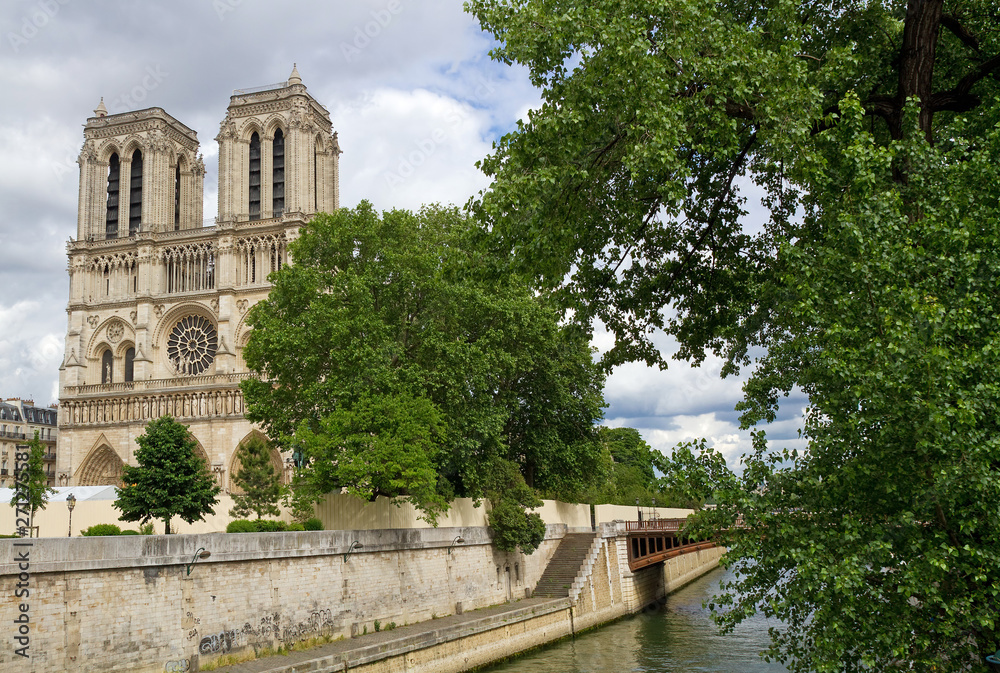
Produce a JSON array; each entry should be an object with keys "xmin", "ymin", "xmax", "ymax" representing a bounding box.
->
[
  {"xmin": 43, "ymin": 453, "xmax": 56, "ymax": 462},
  {"xmin": 0, "ymin": 431, "xmax": 26, "ymax": 440},
  {"xmin": 65, "ymin": 372, "xmax": 256, "ymax": 396}
]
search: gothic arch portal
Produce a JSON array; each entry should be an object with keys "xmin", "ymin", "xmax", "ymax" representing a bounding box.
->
[
  {"xmin": 227, "ymin": 431, "xmax": 286, "ymax": 494},
  {"xmin": 76, "ymin": 444, "xmax": 125, "ymax": 486}
]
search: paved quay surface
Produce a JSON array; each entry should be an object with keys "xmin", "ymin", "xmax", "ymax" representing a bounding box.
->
[{"xmin": 209, "ymin": 596, "xmax": 571, "ymax": 673}]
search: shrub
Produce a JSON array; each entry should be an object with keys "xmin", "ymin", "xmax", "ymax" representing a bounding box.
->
[
  {"xmin": 253, "ymin": 519, "xmax": 287, "ymax": 532},
  {"xmin": 139, "ymin": 523, "xmax": 155, "ymax": 535},
  {"xmin": 303, "ymin": 517, "xmax": 324, "ymax": 531},
  {"xmin": 120, "ymin": 529, "xmax": 140, "ymax": 535},
  {"xmin": 287, "ymin": 522, "xmax": 305, "ymax": 531},
  {"xmin": 226, "ymin": 519, "xmax": 288, "ymax": 533},
  {"xmin": 226, "ymin": 519, "xmax": 257, "ymax": 533},
  {"xmin": 82, "ymin": 523, "xmax": 122, "ymax": 536}
]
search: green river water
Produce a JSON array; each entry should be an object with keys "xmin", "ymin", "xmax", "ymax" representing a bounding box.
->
[{"xmin": 481, "ymin": 568, "xmax": 790, "ymax": 673}]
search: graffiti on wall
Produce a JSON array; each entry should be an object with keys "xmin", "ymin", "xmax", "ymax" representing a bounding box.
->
[{"xmin": 197, "ymin": 609, "xmax": 339, "ymax": 658}]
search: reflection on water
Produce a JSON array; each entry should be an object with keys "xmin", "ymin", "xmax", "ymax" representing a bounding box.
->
[{"xmin": 482, "ymin": 568, "xmax": 789, "ymax": 673}]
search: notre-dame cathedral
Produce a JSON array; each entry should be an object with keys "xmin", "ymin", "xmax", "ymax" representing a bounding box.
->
[{"xmin": 57, "ymin": 66, "xmax": 340, "ymax": 490}]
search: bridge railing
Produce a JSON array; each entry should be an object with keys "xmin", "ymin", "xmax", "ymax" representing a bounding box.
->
[{"xmin": 624, "ymin": 518, "xmax": 685, "ymax": 532}]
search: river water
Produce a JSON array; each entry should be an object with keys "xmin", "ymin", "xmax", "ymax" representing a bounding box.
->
[{"xmin": 481, "ymin": 567, "xmax": 789, "ymax": 673}]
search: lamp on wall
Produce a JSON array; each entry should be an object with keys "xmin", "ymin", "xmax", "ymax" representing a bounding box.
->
[
  {"xmin": 343, "ymin": 540, "xmax": 363, "ymax": 563},
  {"xmin": 447, "ymin": 536, "xmax": 465, "ymax": 555},
  {"xmin": 66, "ymin": 493, "xmax": 76, "ymax": 538},
  {"xmin": 186, "ymin": 547, "xmax": 211, "ymax": 575}
]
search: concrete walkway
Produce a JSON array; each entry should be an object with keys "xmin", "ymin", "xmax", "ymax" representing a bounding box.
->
[{"xmin": 208, "ymin": 596, "xmax": 571, "ymax": 673}]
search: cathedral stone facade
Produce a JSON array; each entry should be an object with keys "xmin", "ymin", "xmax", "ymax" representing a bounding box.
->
[{"xmin": 58, "ymin": 66, "xmax": 340, "ymax": 490}]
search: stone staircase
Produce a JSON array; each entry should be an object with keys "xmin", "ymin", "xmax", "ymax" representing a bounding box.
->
[{"xmin": 532, "ymin": 532, "xmax": 598, "ymax": 598}]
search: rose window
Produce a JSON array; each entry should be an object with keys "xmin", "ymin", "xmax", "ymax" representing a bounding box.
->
[{"xmin": 167, "ymin": 315, "xmax": 217, "ymax": 376}]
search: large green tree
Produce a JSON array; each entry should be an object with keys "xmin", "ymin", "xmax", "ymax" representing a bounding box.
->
[
  {"xmin": 114, "ymin": 416, "xmax": 221, "ymax": 534},
  {"xmin": 468, "ymin": 1, "xmax": 1000, "ymax": 670},
  {"xmin": 241, "ymin": 202, "xmax": 606, "ymax": 526},
  {"xmin": 13, "ymin": 431, "xmax": 55, "ymax": 533}
]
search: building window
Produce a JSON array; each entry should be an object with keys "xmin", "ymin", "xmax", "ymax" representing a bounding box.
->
[
  {"xmin": 101, "ymin": 350, "xmax": 114, "ymax": 384},
  {"xmin": 124, "ymin": 347, "xmax": 135, "ymax": 382},
  {"xmin": 313, "ymin": 141, "xmax": 318, "ymax": 212},
  {"xmin": 106, "ymin": 153, "xmax": 120, "ymax": 239},
  {"xmin": 174, "ymin": 163, "xmax": 181, "ymax": 231},
  {"xmin": 167, "ymin": 315, "xmax": 218, "ymax": 376},
  {"xmin": 249, "ymin": 132, "xmax": 261, "ymax": 220},
  {"xmin": 272, "ymin": 128, "xmax": 284, "ymax": 218},
  {"xmin": 129, "ymin": 149, "xmax": 143, "ymax": 235}
]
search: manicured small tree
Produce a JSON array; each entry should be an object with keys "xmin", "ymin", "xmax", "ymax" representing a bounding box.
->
[
  {"xmin": 229, "ymin": 435, "xmax": 282, "ymax": 520},
  {"xmin": 114, "ymin": 415, "xmax": 220, "ymax": 534},
  {"xmin": 12, "ymin": 431, "xmax": 55, "ymax": 534}
]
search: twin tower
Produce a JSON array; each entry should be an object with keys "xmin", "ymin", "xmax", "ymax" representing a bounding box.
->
[{"xmin": 58, "ymin": 66, "xmax": 341, "ymax": 490}]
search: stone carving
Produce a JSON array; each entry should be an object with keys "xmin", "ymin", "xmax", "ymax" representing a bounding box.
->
[
  {"xmin": 87, "ymin": 315, "xmax": 99, "ymax": 327},
  {"xmin": 210, "ymin": 298, "xmax": 219, "ymax": 313},
  {"xmin": 147, "ymin": 128, "xmax": 170, "ymax": 152},
  {"xmin": 237, "ymin": 299, "xmax": 249, "ymax": 314},
  {"xmin": 216, "ymin": 119, "xmax": 237, "ymax": 142},
  {"xmin": 107, "ymin": 321, "xmax": 124, "ymax": 343},
  {"xmin": 130, "ymin": 310, "xmax": 138, "ymax": 324},
  {"xmin": 154, "ymin": 304, "xmax": 164, "ymax": 318}
]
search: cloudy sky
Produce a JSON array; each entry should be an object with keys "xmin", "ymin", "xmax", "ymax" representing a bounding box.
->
[{"xmin": 0, "ymin": 0, "xmax": 805, "ymax": 470}]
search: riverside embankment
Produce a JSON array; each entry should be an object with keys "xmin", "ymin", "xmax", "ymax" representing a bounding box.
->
[{"xmin": 0, "ymin": 506, "xmax": 722, "ymax": 672}]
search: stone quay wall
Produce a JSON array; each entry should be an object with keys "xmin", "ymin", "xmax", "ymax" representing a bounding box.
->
[
  {"xmin": 0, "ymin": 523, "xmax": 724, "ymax": 673},
  {"xmin": 0, "ymin": 526, "xmax": 563, "ymax": 673}
]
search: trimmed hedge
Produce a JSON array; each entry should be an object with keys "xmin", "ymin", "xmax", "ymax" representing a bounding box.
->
[
  {"xmin": 226, "ymin": 519, "xmax": 289, "ymax": 533},
  {"xmin": 82, "ymin": 524, "xmax": 122, "ymax": 536},
  {"xmin": 303, "ymin": 517, "xmax": 324, "ymax": 531}
]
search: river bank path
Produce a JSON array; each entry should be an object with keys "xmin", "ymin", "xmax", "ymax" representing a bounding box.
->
[{"xmin": 209, "ymin": 596, "xmax": 571, "ymax": 673}]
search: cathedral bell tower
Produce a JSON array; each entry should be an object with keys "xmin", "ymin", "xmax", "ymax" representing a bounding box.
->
[{"xmin": 216, "ymin": 63, "xmax": 340, "ymax": 224}]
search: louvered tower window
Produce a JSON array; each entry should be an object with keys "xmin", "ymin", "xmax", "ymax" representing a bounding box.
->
[
  {"xmin": 313, "ymin": 143, "xmax": 318, "ymax": 211},
  {"xmin": 249, "ymin": 132, "xmax": 261, "ymax": 220},
  {"xmin": 105, "ymin": 153, "xmax": 120, "ymax": 239},
  {"xmin": 174, "ymin": 163, "xmax": 181, "ymax": 231},
  {"xmin": 128, "ymin": 149, "xmax": 143, "ymax": 235},
  {"xmin": 272, "ymin": 128, "xmax": 285, "ymax": 217}
]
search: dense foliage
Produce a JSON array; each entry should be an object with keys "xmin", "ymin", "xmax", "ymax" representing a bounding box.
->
[
  {"xmin": 114, "ymin": 416, "xmax": 221, "ymax": 535},
  {"xmin": 468, "ymin": 0, "xmax": 1000, "ymax": 670},
  {"xmin": 242, "ymin": 202, "xmax": 606, "ymax": 533},
  {"xmin": 13, "ymin": 430, "xmax": 54, "ymax": 528},
  {"xmin": 229, "ymin": 435, "xmax": 283, "ymax": 520}
]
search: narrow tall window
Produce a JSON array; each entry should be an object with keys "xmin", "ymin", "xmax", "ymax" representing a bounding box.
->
[
  {"xmin": 313, "ymin": 142, "xmax": 318, "ymax": 211},
  {"xmin": 101, "ymin": 350, "xmax": 114, "ymax": 384},
  {"xmin": 249, "ymin": 132, "xmax": 261, "ymax": 220},
  {"xmin": 106, "ymin": 153, "xmax": 120, "ymax": 239},
  {"xmin": 272, "ymin": 128, "xmax": 284, "ymax": 217},
  {"xmin": 174, "ymin": 163, "xmax": 181, "ymax": 231},
  {"xmin": 124, "ymin": 347, "xmax": 135, "ymax": 382},
  {"xmin": 129, "ymin": 149, "xmax": 143, "ymax": 235}
]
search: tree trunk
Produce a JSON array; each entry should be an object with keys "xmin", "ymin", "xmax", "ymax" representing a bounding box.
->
[
  {"xmin": 164, "ymin": 518, "xmax": 171, "ymax": 535},
  {"xmin": 897, "ymin": 0, "xmax": 943, "ymax": 141}
]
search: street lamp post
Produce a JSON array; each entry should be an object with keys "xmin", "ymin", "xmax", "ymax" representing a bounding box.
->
[{"xmin": 66, "ymin": 493, "xmax": 76, "ymax": 537}]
